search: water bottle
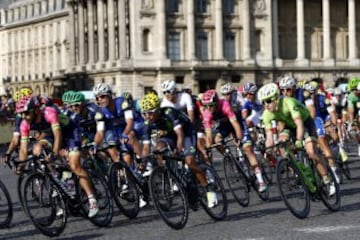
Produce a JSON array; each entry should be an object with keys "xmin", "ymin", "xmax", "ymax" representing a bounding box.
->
[{"xmin": 271, "ymin": 120, "xmax": 278, "ymax": 143}]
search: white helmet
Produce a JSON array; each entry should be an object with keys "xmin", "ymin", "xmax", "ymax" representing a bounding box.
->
[
  {"xmin": 161, "ymin": 80, "xmax": 176, "ymax": 92},
  {"xmin": 279, "ymin": 76, "xmax": 296, "ymax": 89},
  {"xmin": 220, "ymin": 82, "xmax": 233, "ymax": 95},
  {"xmin": 257, "ymin": 83, "xmax": 280, "ymax": 102},
  {"xmin": 333, "ymin": 88, "xmax": 342, "ymax": 96},
  {"xmin": 304, "ymin": 81, "xmax": 318, "ymax": 93},
  {"xmin": 93, "ymin": 83, "xmax": 112, "ymax": 96}
]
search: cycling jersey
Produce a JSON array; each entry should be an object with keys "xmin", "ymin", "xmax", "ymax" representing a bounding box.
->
[
  {"xmin": 347, "ymin": 92, "xmax": 360, "ymax": 116},
  {"xmin": 142, "ymin": 107, "xmax": 196, "ymax": 156},
  {"xmin": 160, "ymin": 92, "xmax": 194, "ymax": 112},
  {"xmin": 241, "ymin": 98, "xmax": 263, "ymax": 125},
  {"xmin": 262, "ymin": 97, "xmax": 310, "ymax": 130}
]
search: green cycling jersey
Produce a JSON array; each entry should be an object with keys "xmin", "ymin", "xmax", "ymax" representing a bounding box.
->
[{"xmin": 262, "ymin": 97, "xmax": 310, "ymax": 130}]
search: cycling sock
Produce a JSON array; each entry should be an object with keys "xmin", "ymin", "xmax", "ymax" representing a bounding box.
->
[{"xmin": 254, "ymin": 167, "xmax": 264, "ymax": 184}]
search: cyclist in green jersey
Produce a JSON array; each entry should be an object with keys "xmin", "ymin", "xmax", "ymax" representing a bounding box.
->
[
  {"xmin": 346, "ymin": 77, "xmax": 360, "ymax": 155},
  {"xmin": 258, "ymin": 83, "xmax": 334, "ymax": 194}
]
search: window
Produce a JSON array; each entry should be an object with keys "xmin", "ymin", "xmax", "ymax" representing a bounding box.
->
[
  {"xmin": 224, "ymin": 32, "xmax": 235, "ymax": 60},
  {"xmin": 196, "ymin": 31, "xmax": 208, "ymax": 60},
  {"xmin": 196, "ymin": 0, "xmax": 207, "ymax": 14},
  {"xmin": 223, "ymin": 0, "xmax": 234, "ymax": 15},
  {"xmin": 255, "ymin": 30, "xmax": 262, "ymax": 52},
  {"xmin": 142, "ymin": 29, "xmax": 150, "ymax": 52},
  {"xmin": 167, "ymin": 0, "xmax": 179, "ymax": 13},
  {"xmin": 167, "ymin": 32, "xmax": 181, "ymax": 60}
]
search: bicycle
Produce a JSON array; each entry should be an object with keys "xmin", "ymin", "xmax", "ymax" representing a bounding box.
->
[
  {"xmin": 82, "ymin": 142, "xmax": 151, "ymax": 219},
  {"xmin": 148, "ymin": 146, "xmax": 227, "ymax": 230},
  {"xmin": 270, "ymin": 140, "xmax": 341, "ymax": 219},
  {"xmin": 22, "ymin": 152, "xmax": 113, "ymax": 237},
  {"xmin": 217, "ymin": 137, "xmax": 269, "ymax": 207},
  {"xmin": 0, "ymin": 178, "xmax": 12, "ymax": 228}
]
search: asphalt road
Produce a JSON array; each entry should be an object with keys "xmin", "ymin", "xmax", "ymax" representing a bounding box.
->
[{"xmin": 1, "ymin": 145, "xmax": 360, "ymax": 240}]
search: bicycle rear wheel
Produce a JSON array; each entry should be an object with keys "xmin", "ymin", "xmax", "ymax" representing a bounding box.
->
[
  {"xmin": 23, "ymin": 172, "xmax": 67, "ymax": 237},
  {"xmin": 223, "ymin": 155, "xmax": 249, "ymax": 207},
  {"xmin": 0, "ymin": 180, "xmax": 12, "ymax": 228},
  {"xmin": 109, "ymin": 162, "xmax": 139, "ymax": 219},
  {"xmin": 149, "ymin": 166, "xmax": 188, "ymax": 230},
  {"xmin": 81, "ymin": 169, "xmax": 113, "ymax": 227},
  {"xmin": 276, "ymin": 158, "xmax": 310, "ymax": 219},
  {"xmin": 199, "ymin": 164, "xmax": 227, "ymax": 220}
]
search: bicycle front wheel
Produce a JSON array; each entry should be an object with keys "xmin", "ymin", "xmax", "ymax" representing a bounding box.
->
[
  {"xmin": 276, "ymin": 158, "xmax": 310, "ymax": 219},
  {"xmin": 0, "ymin": 180, "xmax": 12, "ymax": 228},
  {"xmin": 81, "ymin": 169, "xmax": 113, "ymax": 227},
  {"xmin": 199, "ymin": 164, "xmax": 228, "ymax": 221},
  {"xmin": 223, "ymin": 155, "xmax": 249, "ymax": 207},
  {"xmin": 109, "ymin": 162, "xmax": 139, "ymax": 219},
  {"xmin": 149, "ymin": 166, "xmax": 188, "ymax": 230},
  {"xmin": 23, "ymin": 172, "xmax": 67, "ymax": 237}
]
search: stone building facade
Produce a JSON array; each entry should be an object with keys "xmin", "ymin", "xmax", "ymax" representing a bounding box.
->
[{"xmin": 0, "ymin": 0, "xmax": 359, "ymax": 98}]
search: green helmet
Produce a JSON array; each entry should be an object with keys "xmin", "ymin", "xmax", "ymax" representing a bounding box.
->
[
  {"xmin": 348, "ymin": 77, "xmax": 360, "ymax": 91},
  {"xmin": 68, "ymin": 92, "xmax": 86, "ymax": 104},
  {"xmin": 62, "ymin": 91, "xmax": 75, "ymax": 104}
]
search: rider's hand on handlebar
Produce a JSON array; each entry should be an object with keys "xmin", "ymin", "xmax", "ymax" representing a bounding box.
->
[{"xmin": 0, "ymin": 153, "xmax": 11, "ymax": 164}]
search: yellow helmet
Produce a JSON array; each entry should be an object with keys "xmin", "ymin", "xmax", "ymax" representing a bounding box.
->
[
  {"xmin": 13, "ymin": 90, "xmax": 24, "ymax": 101},
  {"xmin": 140, "ymin": 93, "xmax": 160, "ymax": 112},
  {"xmin": 20, "ymin": 87, "xmax": 33, "ymax": 97}
]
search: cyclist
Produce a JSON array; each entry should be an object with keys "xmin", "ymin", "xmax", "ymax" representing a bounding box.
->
[
  {"xmin": 93, "ymin": 83, "xmax": 143, "ymax": 165},
  {"xmin": 160, "ymin": 80, "xmax": 195, "ymax": 123},
  {"xmin": 202, "ymin": 89, "xmax": 267, "ymax": 192},
  {"xmin": 257, "ymin": 83, "xmax": 335, "ymax": 195},
  {"xmin": 303, "ymin": 81, "xmax": 340, "ymax": 182},
  {"xmin": 278, "ymin": 76, "xmax": 298, "ymax": 98},
  {"xmin": 140, "ymin": 92, "xmax": 218, "ymax": 208},
  {"xmin": 15, "ymin": 95, "xmax": 99, "ymax": 217},
  {"xmin": 241, "ymin": 83, "xmax": 263, "ymax": 128},
  {"xmin": 346, "ymin": 77, "xmax": 360, "ymax": 155}
]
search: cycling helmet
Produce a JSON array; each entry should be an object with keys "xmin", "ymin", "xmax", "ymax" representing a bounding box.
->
[
  {"xmin": 68, "ymin": 92, "xmax": 86, "ymax": 104},
  {"xmin": 348, "ymin": 77, "xmax": 360, "ymax": 91},
  {"xmin": 160, "ymin": 80, "xmax": 176, "ymax": 93},
  {"xmin": 304, "ymin": 81, "xmax": 318, "ymax": 93},
  {"xmin": 220, "ymin": 82, "xmax": 233, "ymax": 95},
  {"xmin": 279, "ymin": 76, "xmax": 297, "ymax": 89},
  {"xmin": 93, "ymin": 83, "xmax": 112, "ymax": 96},
  {"xmin": 333, "ymin": 88, "xmax": 342, "ymax": 96},
  {"xmin": 62, "ymin": 91, "xmax": 75, "ymax": 104},
  {"xmin": 243, "ymin": 83, "xmax": 258, "ymax": 95},
  {"xmin": 201, "ymin": 89, "xmax": 218, "ymax": 105},
  {"xmin": 122, "ymin": 91, "xmax": 133, "ymax": 102},
  {"xmin": 140, "ymin": 93, "xmax": 160, "ymax": 112},
  {"xmin": 16, "ymin": 96, "xmax": 39, "ymax": 113},
  {"xmin": 257, "ymin": 83, "xmax": 280, "ymax": 102},
  {"xmin": 20, "ymin": 87, "xmax": 33, "ymax": 97},
  {"xmin": 14, "ymin": 90, "xmax": 24, "ymax": 102}
]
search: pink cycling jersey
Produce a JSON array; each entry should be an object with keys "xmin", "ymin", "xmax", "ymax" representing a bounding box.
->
[
  {"xmin": 202, "ymin": 99, "xmax": 236, "ymax": 130},
  {"xmin": 19, "ymin": 106, "xmax": 60, "ymax": 138}
]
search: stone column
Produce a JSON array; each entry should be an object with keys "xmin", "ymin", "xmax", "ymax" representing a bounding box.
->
[
  {"xmin": 242, "ymin": 0, "xmax": 253, "ymax": 64},
  {"xmin": 158, "ymin": 0, "xmax": 167, "ymax": 59},
  {"xmin": 87, "ymin": 0, "xmax": 95, "ymax": 63},
  {"xmin": 215, "ymin": 0, "xmax": 223, "ymax": 60},
  {"xmin": 295, "ymin": 0, "xmax": 308, "ymax": 66},
  {"xmin": 107, "ymin": 0, "xmax": 116, "ymax": 61},
  {"xmin": 348, "ymin": 0, "xmax": 359, "ymax": 64},
  {"xmin": 66, "ymin": 1, "xmax": 76, "ymax": 66},
  {"xmin": 272, "ymin": 0, "xmax": 282, "ymax": 66},
  {"xmin": 187, "ymin": 0, "xmax": 195, "ymax": 60},
  {"xmin": 53, "ymin": 23, "xmax": 58, "ymax": 74},
  {"xmin": 322, "ymin": 0, "xmax": 333, "ymax": 65},
  {"xmin": 78, "ymin": 2, "xmax": 85, "ymax": 65},
  {"xmin": 97, "ymin": 0, "xmax": 105, "ymax": 62},
  {"xmin": 118, "ymin": 0, "xmax": 126, "ymax": 60}
]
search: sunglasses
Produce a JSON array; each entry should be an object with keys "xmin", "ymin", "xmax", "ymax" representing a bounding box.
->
[
  {"xmin": 143, "ymin": 109, "xmax": 158, "ymax": 116},
  {"xmin": 163, "ymin": 90, "xmax": 176, "ymax": 95},
  {"xmin": 96, "ymin": 95, "xmax": 108, "ymax": 100},
  {"xmin": 281, "ymin": 88, "xmax": 292, "ymax": 92},
  {"xmin": 222, "ymin": 93, "xmax": 231, "ymax": 96},
  {"xmin": 263, "ymin": 98, "xmax": 276, "ymax": 104},
  {"xmin": 70, "ymin": 103, "xmax": 81, "ymax": 108},
  {"xmin": 21, "ymin": 110, "xmax": 34, "ymax": 115}
]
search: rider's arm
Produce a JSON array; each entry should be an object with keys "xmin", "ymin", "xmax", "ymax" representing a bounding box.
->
[
  {"xmin": 44, "ymin": 107, "xmax": 62, "ymax": 156},
  {"xmin": 327, "ymin": 102, "xmax": 337, "ymax": 126},
  {"xmin": 94, "ymin": 112, "xmax": 105, "ymax": 145},
  {"xmin": 18, "ymin": 119, "xmax": 30, "ymax": 161},
  {"xmin": 123, "ymin": 109, "xmax": 134, "ymax": 136},
  {"xmin": 229, "ymin": 118, "xmax": 243, "ymax": 141},
  {"xmin": 174, "ymin": 125, "xmax": 184, "ymax": 151},
  {"xmin": 304, "ymin": 98, "xmax": 316, "ymax": 119},
  {"xmin": 265, "ymin": 129, "xmax": 274, "ymax": 148},
  {"xmin": 293, "ymin": 117, "xmax": 305, "ymax": 142},
  {"xmin": 204, "ymin": 129, "xmax": 213, "ymax": 148}
]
